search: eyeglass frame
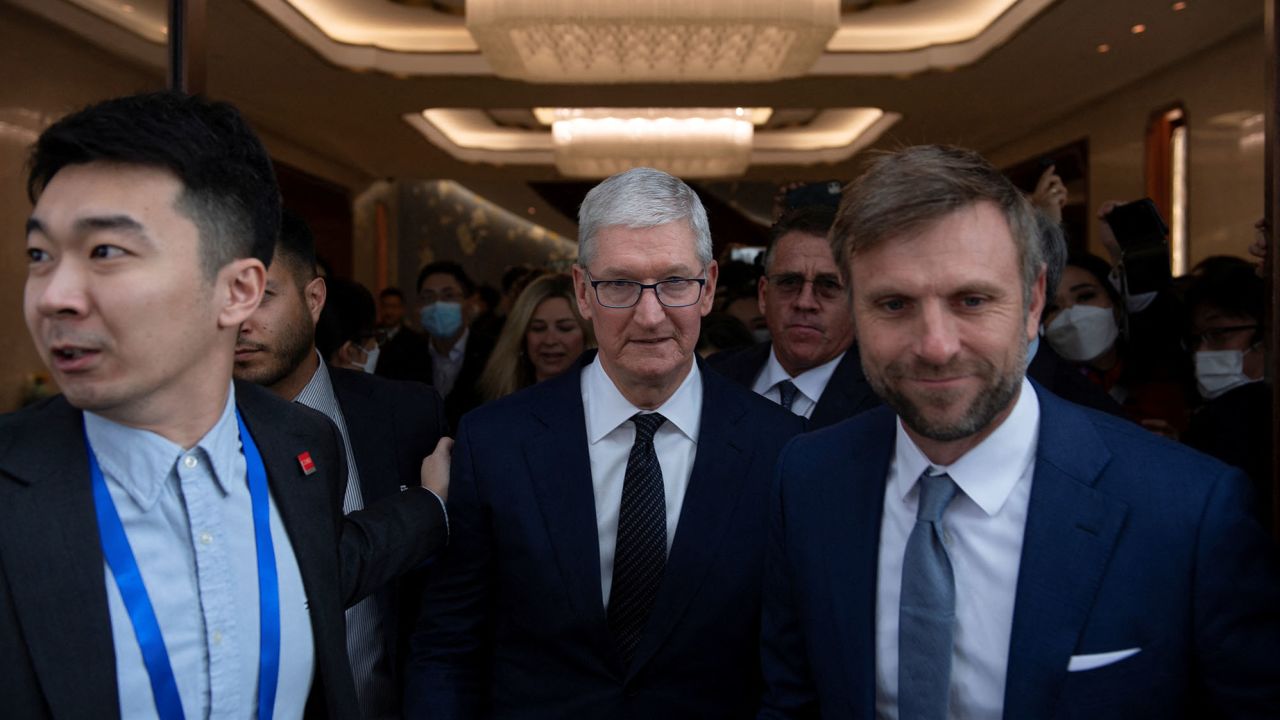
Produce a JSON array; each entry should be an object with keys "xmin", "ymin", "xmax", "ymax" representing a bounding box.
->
[
  {"xmin": 1183, "ymin": 323, "xmax": 1260, "ymax": 352},
  {"xmin": 764, "ymin": 272, "xmax": 847, "ymax": 301},
  {"xmin": 583, "ymin": 269, "xmax": 708, "ymax": 309}
]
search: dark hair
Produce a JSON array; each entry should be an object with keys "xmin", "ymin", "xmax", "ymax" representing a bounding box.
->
[
  {"xmin": 764, "ymin": 205, "xmax": 838, "ymax": 273},
  {"xmin": 275, "ymin": 209, "xmax": 318, "ymax": 288},
  {"xmin": 1065, "ymin": 252, "xmax": 1122, "ymax": 308},
  {"xmin": 316, "ymin": 278, "xmax": 376, "ymax": 361},
  {"xmin": 1185, "ymin": 263, "xmax": 1264, "ymax": 329},
  {"xmin": 476, "ymin": 284, "xmax": 500, "ymax": 313},
  {"xmin": 698, "ymin": 312, "xmax": 754, "ymax": 354},
  {"xmin": 27, "ymin": 91, "xmax": 280, "ymax": 278},
  {"xmin": 501, "ymin": 265, "xmax": 538, "ymax": 294},
  {"xmin": 379, "ymin": 287, "xmax": 405, "ymax": 301},
  {"xmin": 1036, "ymin": 210, "xmax": 1068, "ymax": 300},
  {"xmin": 416, "ymin": 260, "xmax": 475, "ymax": 297}
]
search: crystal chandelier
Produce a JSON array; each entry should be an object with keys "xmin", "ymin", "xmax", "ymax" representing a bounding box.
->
[
  {"xmin": 466, "ymin": 0, "xmax": 840, "ymax": 83},
  {"xmin": 549, "ymin": 108, "xmax": 755, "ymax": 178}
]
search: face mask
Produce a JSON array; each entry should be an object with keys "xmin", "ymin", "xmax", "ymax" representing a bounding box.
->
[
  {"xmin": 752, "ymin": 328, "xmax": 772, "ymax": 345},
  {"xmin": 355, "ymin": 345, "xmax": 381, "ymax": 374},
  {"xmin": 1195, "ymin": 349, "xmax": 1258, "ymax": 400},
  {"xmin": 1045, "ymin": 305, "xmax": 1118, "ymax": 362},
  {"xmin": 420, "ymin": 301, "xmax": 463, "ymax": 338}
]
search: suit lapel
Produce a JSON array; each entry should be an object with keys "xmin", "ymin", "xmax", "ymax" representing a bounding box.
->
[
  {"xmin": 1003, "ymin": 388, "xmax": 1129, "ymax": 718},
  {"xmin": 627, "ymin": 370, "xmax": 754, "ymax": 674},
  {"xmin": 0, "ymin": 399, "xmax": 120, "ymax": 719},
  {"xmin": 523, "ymin": 368, "xmax": 615, "ymax": 661},
  {"xmin": 821, "ymin": 408, "xmax": 895, "ymax": 699},
  {"xmin": 810, "ymin": 345, "xmax": 880, "ymax": 429},
  {"xmin": 329, "ymin": 368, "xmax": 400, "ymax": 504}
]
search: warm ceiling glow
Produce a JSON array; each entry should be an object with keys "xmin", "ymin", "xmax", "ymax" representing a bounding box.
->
[
  {"xmin": 1131, "ymin": 24, "xmax": 1147, "ymax": 34},
  {"xmin": 1096, "ymin": 43, "xmax": 1111, "ymax": 53},
  {"xmin": 532, "ymin": 107, "xmax": 774, "ymax": 127},
  {"xmin": 407, "ymin": 107, "xmax": 900, "ymax": 177},
  {"xmin": 466, "ymin": 0, "xmax": 839, "ymax": 83},
  {"xmin": 551, "ymin": 109, "xmax": 756, "ymax": 178},
  {"xmin": 1171, "ymin": 2, "xmax": 1188, "ymax": 11}
]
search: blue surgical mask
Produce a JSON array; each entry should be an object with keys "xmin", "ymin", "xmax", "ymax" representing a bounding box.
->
[{"xmin": 420, "ymin": 301, "xmax": 464, "ymax": 338}]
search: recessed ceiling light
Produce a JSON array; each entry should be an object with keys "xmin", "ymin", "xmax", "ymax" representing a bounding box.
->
[
  {"xmin": 1131, "ymin": 24, "xmax": 1147, "ymax": 34},
  {"xmin": 1171, "ymin": 2, "xmax": 1188, "ymax": 11},
  {"xmin": 121, "ymin": 4, "xmax": 135, "ymax": 12},
  {"xmin": 1097, "ymin": 43, "xmax": 1111, "ymax": 54},
  {"xmin": 527, "ymin": 207, "xmax": 537, "ymax": 215}
]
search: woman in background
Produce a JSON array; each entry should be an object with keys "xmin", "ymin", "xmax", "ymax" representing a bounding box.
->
[{"xmin": 478, "ymin": 273, "xmax": 594, "ymax": 401}]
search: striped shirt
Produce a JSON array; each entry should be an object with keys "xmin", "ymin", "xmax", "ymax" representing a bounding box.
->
[{"xmin": 294, "ymin": 358, "xmax": 398, "ymax": 719}]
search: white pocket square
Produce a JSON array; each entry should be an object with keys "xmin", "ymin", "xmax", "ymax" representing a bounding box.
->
[{"xmin": 1067, "ymin": 648, "xmax": 1141, "ymax": 672}]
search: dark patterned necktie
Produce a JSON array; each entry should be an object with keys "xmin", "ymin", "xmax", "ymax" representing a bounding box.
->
[
  {"xmin": 608, "ymin": 412, "xmax": 668, "ymax": 666},
  {"xmin": 898, "ymin": 470, "xmax": 959, "ymax": 720},
  {"xmin": 776, "ymin": 379, "xmax": 800, "ymax": 412}
]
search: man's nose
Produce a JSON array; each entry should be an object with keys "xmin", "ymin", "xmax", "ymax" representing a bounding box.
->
[
  {"xmin": 31, "ymin": 259, "xmax": 90, "ymax": 318},
  {"xmin": 916, "ymin": 301, "xmax": 961, "ymax": 365}
]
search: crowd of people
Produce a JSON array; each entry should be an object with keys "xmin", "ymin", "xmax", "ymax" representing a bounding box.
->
[{"xmin": 3, "ymin": 89, "xmax": 1279, "ymax": 720}]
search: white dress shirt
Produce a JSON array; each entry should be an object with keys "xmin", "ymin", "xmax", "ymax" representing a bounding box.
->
[
  {"xmin": 89, "ymin": 383, "xmax": 314, "ymax": 720},
  {"xmin": 429, "ymin": 327, "xmax": 469, "ymax": 398},
  {"xmin": 875, "ymin": 378, "xmax": 1040, "ymax": 720},
  {"xmin": 581, "ymin": 356, "xmax": 702, "ymax": 606},
  {"xmin": 751, "ymin": 347, "xmax": 845, "ymax": 419}
]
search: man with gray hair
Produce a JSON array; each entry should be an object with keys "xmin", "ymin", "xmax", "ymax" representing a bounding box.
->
[
  {"xmin": 408, "ymin": 167, "xmax": 802, "ymax": 718},
  {"xmin": 760, "ymin": 144, "xmax": 1280, "ymax": 719}
]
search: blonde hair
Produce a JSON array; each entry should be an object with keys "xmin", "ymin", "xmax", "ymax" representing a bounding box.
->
[{"xmin": 478, "ymin": 273, "xmax": 595, "ymax": 401}]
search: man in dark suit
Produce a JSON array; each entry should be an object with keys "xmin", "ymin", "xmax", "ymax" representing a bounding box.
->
[
  {"xmin": 760, "ymin": 145, "xmax": 1280, "ymax": 718},
  {"xmin": 376, "ymin": 261, "xmax": 494, "ymax": 429},
  {"xmin": 709, "ymin": 205, "xmax": 879, "ymax": 429},
  {"xmin": 407, "ymin": 167, "xmax": 804, "ymax": 719},
  {"xmin": 235, "ymin": 211, "xmax": 448, "ymax": 718},
  {"xmin": 1, "ymin": 91, "xmax": 449, "ymax": 719}
]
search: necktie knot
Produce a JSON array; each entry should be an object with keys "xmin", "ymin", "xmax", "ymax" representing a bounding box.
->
[
  {"xmin": 916, "ymin": 471, "xmax": 958, "ymax": 523},
  {"xmin": 775, "ymin": 379, "xmax": 800, "ymax": 412},
  {"xmin": 631, "ymin": 412, "xmax": 667, "ymax": 445}
]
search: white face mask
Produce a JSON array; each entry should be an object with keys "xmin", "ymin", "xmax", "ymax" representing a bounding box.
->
[
  {"xmin": 355, "ymin": 345, "xmax": 381, "ymax": 374},
  {"xmin": 1195, "ymin": 349, "xmax": 1258, "ymax": 400},
  {"xmin": 1045, "ymin": 305, "xmax": 1119, "ymax": 362}
]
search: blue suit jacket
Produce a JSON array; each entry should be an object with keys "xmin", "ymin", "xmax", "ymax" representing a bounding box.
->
[
  {"xmin": 760, "ymin": 384, "xmax": 1280, "ymax": 719},
  {"xmin": 407, "ymin": 353, "xmax": 804, "ymax": 719}
]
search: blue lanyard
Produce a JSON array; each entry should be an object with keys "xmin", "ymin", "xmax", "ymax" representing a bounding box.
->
[{"xmin": 88, "ymin": 410, "xmax": 280, "ymax": 720}]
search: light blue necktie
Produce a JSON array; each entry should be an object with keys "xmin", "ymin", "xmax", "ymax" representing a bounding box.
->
[{"xmin": 898, "ymin": 470, "xmax": 959, "ymax": 720}]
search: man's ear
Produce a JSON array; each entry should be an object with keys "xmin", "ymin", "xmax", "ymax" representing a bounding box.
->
[
  {"xmin": 572, "ymin": 264, "xmax": 594, "ymax": 322},
  {"xmin": 305, "ymin": 276, "xmax": 326, "ymax": 324},
  {"xmin": 217, "ymin": 258, "xmax": 266, "ymax": 329},
  {"xmin": 757, "ymin": 274, "xmax": 769, "ymax": 317},
  {"xmin": 701, "ymin": 260, "xmax": 719, "ymax": 317},
  {"xmin": 1025, "ymin": 265, "xmax": 1047, "ymax": 341}
]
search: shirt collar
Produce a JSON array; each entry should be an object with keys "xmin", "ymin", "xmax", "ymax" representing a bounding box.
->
[
  {"xmin": 759, "ymin": 346, "xmax": 846, "ymax": 404},
  {"xmin": 429, "ymin": 327, "xmax": 469, "ymax": 363},
  {"xmin": 583, "ymin": 356, "xmax": 703, "ymax": 445},
  {"xmin": 891, "ymin": 377, "xmax": 1040, "ymax": 517},
  {"xmin": 293, "ymin": 351, "xmax": 336, "ymax": 402},
  {"xmin": 84, "ymin": 381, "xmax": 242, "ymax": 510}
]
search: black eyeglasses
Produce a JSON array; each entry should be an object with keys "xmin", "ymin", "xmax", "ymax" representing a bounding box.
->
[
  {"xmin": 1184, "ymin": 324, "xmax": 1259, "ymax": 351},
  {"xmin": 585, "ymin": 271, "xmax": 707, "ymax": 309},
  {"xmin": 767, "ymin": 273, "xmax": 846, "ymax": 301}
]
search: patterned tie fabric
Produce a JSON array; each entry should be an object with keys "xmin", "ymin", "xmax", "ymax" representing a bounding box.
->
[
  {"xmin": 898, "ymin": 470, "xmax": 960, "ymax": 720},
  {"xmin": 776, "ymin": 379, "xmax": 800, "ymax": 412},
  {"xmin": 608, "ymin": 412, "xmax": 669, "ymax": 666}
]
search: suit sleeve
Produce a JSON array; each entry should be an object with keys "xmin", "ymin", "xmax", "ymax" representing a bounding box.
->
[
  {"xmin": 404, "ymin": 416, "xmax": 492, "ymax": 720},
  {"xmin": 334, "ymin": 402, "xmax": 449, "ymax": 608},
  {"xmin": 759, "ymin": 439, "xmax": 820, "ymax": 719},
  {"xmin": 1192, "ymin": 466, "xmax": 1280, "ymax": 714}
]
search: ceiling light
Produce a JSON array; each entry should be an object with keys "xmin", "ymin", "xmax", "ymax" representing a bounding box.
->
[
  {"xmin": 1171, "ymin": 2, "xmax": 1187, "ymax": 11},
  {"xmin": 466, "ymin": 0, "xmax": 839, "ymax": 83},
  {"xmin": 550, "ymin": 109, "xmax": 755, "ymax": 178},
  {"xmin": 1131, "ymin": 24, "xmax": 1146, "ymax": 34},
  {"xmin": 1096, "ymin": 43, "xmax": 1111, "ymax": 53}
]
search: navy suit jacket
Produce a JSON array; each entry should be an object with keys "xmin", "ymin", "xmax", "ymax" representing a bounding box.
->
[
  {"xmin": 760, "ymin": 383, "xmax": 1280, "ymax": 719},
  {"xmin": 328, "ymin": 366, "xmax": 448, "ymax": 689},
  {"xmin": 407, "ymin": 353, "xmax": 804, "ymax": 719},
  {"xmin": 706, "ymin": 342, "xmax": 881, "ymax": 430},
  {"xmin": 0, "ymin": 381, "xmax": 448, "ymax": 719}
]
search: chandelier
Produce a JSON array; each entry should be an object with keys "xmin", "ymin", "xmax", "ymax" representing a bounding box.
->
[
  {"xmin": 466, "ymin": 0, "xmax": 840, "ymax": 83},
  {"xmin": 549, "ymin": 108, "xmax": 756, "ymax": 178}
]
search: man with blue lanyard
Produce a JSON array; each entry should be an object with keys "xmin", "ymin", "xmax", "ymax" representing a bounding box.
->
[{"xmin": 0, "ymin": 91, "xmax": 451, "ymax": 719}]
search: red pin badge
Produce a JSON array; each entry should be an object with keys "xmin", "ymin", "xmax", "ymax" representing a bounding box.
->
[{"xmin": 297, "ymin": 451, "xmax": 317, "ymax": 476}]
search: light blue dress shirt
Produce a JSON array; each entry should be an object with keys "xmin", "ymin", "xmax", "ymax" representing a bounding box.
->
[{"xmin": 87, "ymin": 383, "xmax": 315, "ymax": 719}]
